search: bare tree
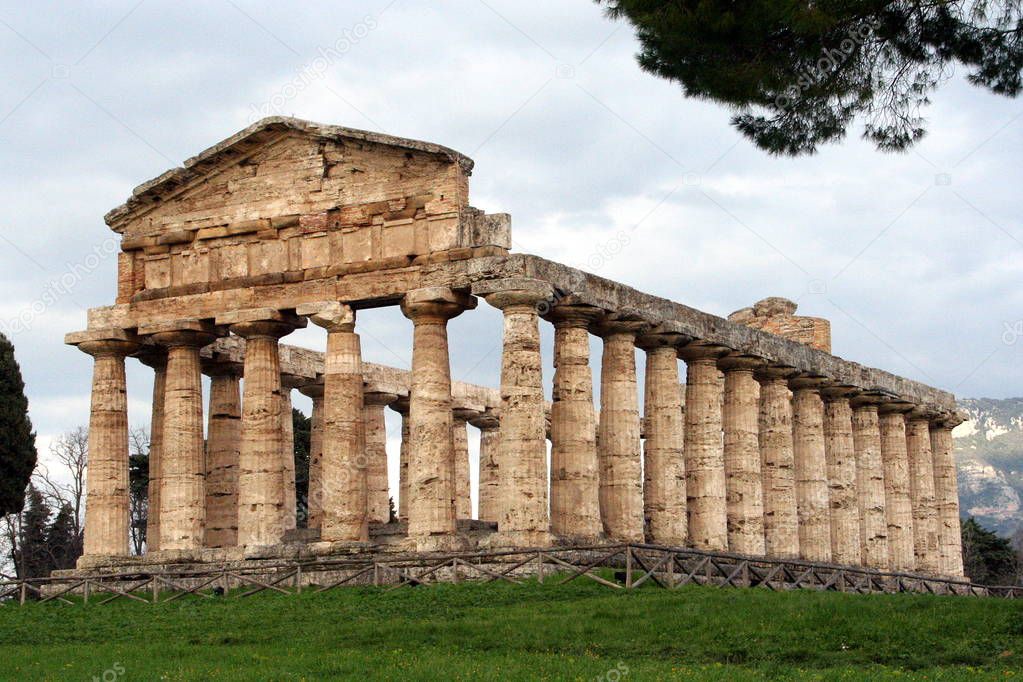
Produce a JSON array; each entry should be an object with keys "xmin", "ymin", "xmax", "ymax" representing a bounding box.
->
[
  {"xmin": 32, "ymin": 426, "xmax": 88, "ymax": 537},
  {"xmin": 128, "ymin": 426, "xmax": 150, "ymax": 555}
]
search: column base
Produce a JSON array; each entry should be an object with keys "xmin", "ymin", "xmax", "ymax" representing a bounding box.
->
[
  {"xmin": 552, "ymin": 532, "xmax": 607, "ymax": 547},
  {"xmin": 306, "ymin": 540, "xmax": 377, "ymax": 556},
  {"xmin": 76, "ymin": 554, "xmax": 135, "ymax": 570}
]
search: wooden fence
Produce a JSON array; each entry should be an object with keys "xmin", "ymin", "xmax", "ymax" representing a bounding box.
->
[{"xmin": 1, "ymin": 543, "xmax": 1018, "ymax": 607}]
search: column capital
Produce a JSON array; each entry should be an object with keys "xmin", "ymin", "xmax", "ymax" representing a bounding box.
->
[
  {"xmin": 217, "ymin": 308, "xmax": 305, "ymax": 339},
  {"xmin": 754, "ymin": 364, "xmax": 799, "ymax": 382},
  {"xmin": 67, "ymin": 328, "xmax": 140, "ymax": 358},
  {"xmin": 820, "ymin": 384, "xmax": 860, "ymax": 402},
  {"xmin": 297, "ymin": 301, "xmax": 355, "ymax": 333},
  {"xmin": 677, "ymin": 341, "xmax": 730, "ymax": 362},
  {"xmin": 138, "ymin": 319, "xmax": 219, "ymax": 350},
  {"xmin": 469, "ymin": 409, "xmax": 500, "ymax": 431},
  {"xmin": 281, "ymin": 373, "xmax": 312, "ymax": 391},
  {"xmin": 636, "ymin": 328, "xmax": 691, "ymax": 350},
  {"xmin": 850, "ymin": 392, "xmax": 887, "ymax": 409},
  {"xmin": 388, "ymin": 394, "xmax": 411, "ymax": 415},
  {"xmin": 297, "ymin": 381, "xmax": 325, "ymax": 400},
  {"xmin": 401, "ymin": 287, "xmax": 476, "ymax": 322},
  {"xmin": 717, "ymin": 353, "xmax": 766, "ymax": 373},
  {"xmin": 544, "ymin": 303, "xmax": 603, "ymax": 328},
  {"xmin": 364, "ymin": 390, "xmax": 399, "ymax": 407},
  {"xmin": 788, "ymin": 374, "xmax": 831, "ymax": 392},
  {"xmin": 134, "ymin": 344, "xmax": 168, "ymax": 369},
  {"xmin": 595, "ymin": 315, "xmax": 650, "ymax": 339},
  {"xmin": 931, "ymin": 410, "xmax": 965, "ymax": 429},
  {"xmin": 475, "ymin": 277, "xmax": 553, "ymax": 312},
  {"xmin": 906, "ymin": 406, "xmax": 937, "ymax": 422},
  {"xmin": 878, "ymin": 399, "xmax": 915, "ymax": 415},
  {"xmin": 201, "ymin": 358, "xmax": 242, "ymax": 378}
]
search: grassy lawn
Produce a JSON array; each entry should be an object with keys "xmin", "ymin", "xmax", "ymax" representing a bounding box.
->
[{"xmin": 1, "ymin": 577, "xmax": 1021, "ymax": 681}]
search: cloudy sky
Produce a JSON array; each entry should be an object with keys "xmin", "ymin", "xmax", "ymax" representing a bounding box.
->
[{"xmin": 1, "ymin": 1, "xmax": 1020, "ymax": 504}]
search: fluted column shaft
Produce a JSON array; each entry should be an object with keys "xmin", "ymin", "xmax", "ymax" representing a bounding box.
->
[
  {"xmin": 451, "ymin": 409, "xmax": 474, "ymax": 520},
  {"xmin": 822, "ymin": 389, "xmax": 861, "ymax": 566},
  {"xmin": 851, "ymin": 400, "xmax": 889, "ymax": 568},
  {"xmin": 485, "ymin": 283, "xmax": 551, "ymax": 546},
  {"xmin": 389, "ymin": 397, "xmax": 410, "ymax": 522},
  {"xmin": 548, "ymin": 306, "xmax": 602, "ymax": 541},
  {"xmin": 720, "ymin": 356, "xmax": 765, "ymax": 556},
  {"xmin": 232, "ymin": 321, "xmax": 292, "ymax": 547},
  {"xmin": 640, "ymin": 340, "xmax": 687, "ymax": 546},
  {"xmin": 470, "ymin": 411, "xmax": 501, "ymax": 524},
  {"xmin": 80, "ymin": 339, "xmax": 136, "ymax": 558},
  {"xmin": 907, "ymin": 412, "xmax": 940, "ymax": 574},
  {"xmin": 756, "ymin": 367, "xmax": 799, "ymax": 558},
  {"xmin": 299, "ymin": 384, "xmax": 325, "ymax": 529},
  {"xmin": 205, "ymin": 368, "xmax": 242, "ymax": 548},
  {"xmin": 401, "ymin": 288, "xmax": 474, "ymax": 551},
  {"xmin": 138, "ymin": 350, "xmax": 167, "ymax": 553},
  {"xmin": 319, "ymin": 314, "xmax": 367, "ymax": 542},
  {"xmin": 931, "ymin": 417, "xmax": 964, "ymax": 577},
  {"xmin": 280, "ymin": 380, "xmax": 298, "ymax": 532},
  {"xmin": 365, "ymin": 392, "xmax": 397, "ymax": 524},
  {"xmin": 154, "ymin": 330, "xmax": 213, "ymax": 552},
  {"xmin": 791, "ymin": 377, "xmax": 831, "ymax": 562},
  {"xmin": 680, "ymin": 344, "xmax": 728, "ymax": 551},
  {"xmin": 880, "ymin": 405, "xmax": 915, "ymax": 571},
  {"xmin": 597, "ymin": 322, "xmax": 646, "ymax": 543}
]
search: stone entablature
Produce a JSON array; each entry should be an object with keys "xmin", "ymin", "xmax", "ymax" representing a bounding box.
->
[
  {"xmin": 66, "ymin": 118, "xmax": 965, "ymax": 580},
  {"xmin": 107, "ymin": 117, "xmax": 510, "ymax": 304}
]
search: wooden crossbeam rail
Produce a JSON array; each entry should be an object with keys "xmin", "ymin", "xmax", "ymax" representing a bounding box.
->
[{"xmin": 1, "ymin": 543, "xmax": 1014, "ymax": 607}]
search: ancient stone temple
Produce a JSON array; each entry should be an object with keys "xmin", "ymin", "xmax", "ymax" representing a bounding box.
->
[{"xmin": 66, "ymin": 117, "xmax": 965, "ymax": 578}]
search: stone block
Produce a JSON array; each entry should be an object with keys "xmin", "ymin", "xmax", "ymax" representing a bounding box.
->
[
  {"xmin": 144, "ymin": 255, "xmax": 172, "ymax": 289},
  {"xmin": 342, "ymin": 227, "xmax": 373, "ymax": 263},
  {"xmin": 216, "ymin": 243, "xmax": 248, "ymax": 279},
  {"xmin": 248, "ymin": 240, "xmax": 287, "ymax": 276},
  {"xmin": 381, "ymin": 221, "xmax": 416, "ymax": 258}
]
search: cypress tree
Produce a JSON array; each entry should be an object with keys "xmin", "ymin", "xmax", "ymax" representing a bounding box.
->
[
  {"xmin": 15, "ymin": 486, "xmax": 50, "ymax": 579},
  {"xmin": 0, "ymin": 332, "xmax": 36, "ymax": 517},
  {"xmin": 45, "ymin": 502, "xmax": 81, "ymax": 571}
]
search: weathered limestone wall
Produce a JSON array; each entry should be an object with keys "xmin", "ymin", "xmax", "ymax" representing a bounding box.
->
[{"xmin": 729, "ymin": 297, "xmax": 831, "ymax": 353}]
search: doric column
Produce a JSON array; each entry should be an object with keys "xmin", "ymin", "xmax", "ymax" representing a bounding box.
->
[
  {"xmin": 400, "ymin": 287, "xmax": 475, "ymax": 551},
  {"xmin": 137, "ymin": 348, "xmax": 167, "ymax": 553},
  {"xmin": 469, "ymin": 409, "xmax": 501, "ymax": 524},
  {"xmin": 74, "ymin": 333, "xmax": 138, "ymax": 559},
  {"xmin": 719, "ymin": 354, "xmax": 765, "ymax": 556},
  {"xmin": 637, "ymin": 331, "xmax": 688, "ymax": 546},
  {"xmin": 365, "ymin": 391, "xmax": 398, "ymax": 524},
  {"xmin": 546, "ymin": 304, "xmax": 603, "ymax": 542},
  {"xmin": 299, "ymin": 302, "xmax": 367, "ymax": 544},
  {"xmin": 850, "ymin": 394, "xmax": 889, "ymax": 569},
  {"xmin": 203, "ymin": 362, "xmax": 242, "ymax": 549},
  {"xmin": 822, "ymin": 386, "xmax": 861, "ymax": 566},
  {"xmin": 150, "ymin": 324, "xmax": 216, "ymax": 552},
  {"xmin": 388, "ymin": 396, "xmax": 411, "ymax": 522},
  {"xmin": 280, "ymin": 374, "xmax": 305, "ymax": 533},
  {"xmin": 679, "ymin": 342, "xmax": 729, "ymax": 551},
  {"xmin": 298, "ymin": 382, "xmax": 325, "ymax": 529},
  {"xmin": 790, "ymin": 375, "xmax": 831, "ymax": 563},
  {"xmin": 879, "ymin": 402, "xmax": 915, "ymax": 572},
  {"xmin": 451, "ymin": 407, "xmax": 478, "ymax": 520},
  {"xmin": 222, "ymin": 309, "xmax": 304, "ymax": 548},
  {"xmin": 596, "ymin": 317, "xmax": 648, "ymax": 543},
  {"xmin": 480, "ymin": 278, "xmax": 552, "ymax": 547},
  {"xmin": 755, "ymin": 365, "xmax": 799, "ymax": 559},
  {"xmin": 931, "ymin": 413, "xmax": 965, "ymax": 577},
  {"xmin": 906, "ymin": 408, "xmax": 940, "ymax": 574}
]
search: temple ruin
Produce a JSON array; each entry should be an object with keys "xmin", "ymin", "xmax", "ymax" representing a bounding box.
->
[{"xmin": 65, "ymin": 117, "xmax": 965, "ymax": 579}]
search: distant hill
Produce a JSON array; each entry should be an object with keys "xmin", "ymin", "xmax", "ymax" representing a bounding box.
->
[{"xmin": 955, "ymin": 398, "xmax": 1023, "ymax": 537}]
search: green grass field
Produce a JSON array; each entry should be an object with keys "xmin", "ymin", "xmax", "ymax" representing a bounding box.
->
[{"xmin": 1, "ymin": 577, "xmax": 1021, "ymax": 681}]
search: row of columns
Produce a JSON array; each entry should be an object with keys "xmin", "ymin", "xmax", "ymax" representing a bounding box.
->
[{"xmin": 76, "ymin": 280, "xmax": 964, "ymax": 578}]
